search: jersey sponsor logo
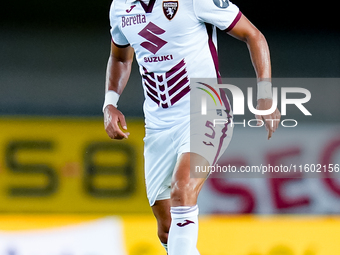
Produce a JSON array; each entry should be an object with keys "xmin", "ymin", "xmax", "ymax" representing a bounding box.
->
[
  {"xmin": 138, "ymin": 22, "xmax": 168, "ymax": 54},
  {"xmin": 162, "ymin": 1, "xmax": 178, "ymax": 20},
  {"xmin": 126, "ymin": 4, "xmax": 136, "ymax": 13},
  {"xmin": 213, "ymin": 0, "xmax": 229, "ymax": 8},
  {"xmin": 144, "ymin": 54, "xmax": 174, "ymax": 63},
  {"xmin": 122, "ymin": 14, "xmax": 147, "ymax": 28},
  {"xmin": 177, "ymin": 220, "xmax": 195, "ymax": 227}
]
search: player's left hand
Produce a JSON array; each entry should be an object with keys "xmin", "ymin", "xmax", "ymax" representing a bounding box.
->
[{"xmin": 255, "ymin": 98, "xmax": 281, "ymax": 140}]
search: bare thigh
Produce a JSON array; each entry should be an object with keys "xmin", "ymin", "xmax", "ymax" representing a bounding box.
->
[{"xmin": 171, "ymin": 152, "xmax": 209, "ymax": 207}]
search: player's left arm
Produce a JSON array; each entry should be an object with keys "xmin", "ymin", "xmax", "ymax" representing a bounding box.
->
[{"xmin": 227, "ymin": 14, "xmax": 281, "ymax": 140}]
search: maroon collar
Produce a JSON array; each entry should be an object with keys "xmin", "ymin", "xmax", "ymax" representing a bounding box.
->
[{"xmin": 138, "ymin": 0, "xmax": 156, "ymax": 13}]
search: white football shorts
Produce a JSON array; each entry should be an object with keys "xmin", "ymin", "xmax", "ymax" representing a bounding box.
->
[{"xmin": 144, "ymin": 104, "xmax": 233, "ymax": 206}]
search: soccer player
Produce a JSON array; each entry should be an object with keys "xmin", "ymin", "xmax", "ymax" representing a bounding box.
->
[{"xmin": 103, "ymin": 0, "xmax": 280, "ymax": 254}]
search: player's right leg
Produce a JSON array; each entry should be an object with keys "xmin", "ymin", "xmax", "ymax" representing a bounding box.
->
[
  {"xmin": 144, "ymin": 127, "xmax": 176, "ymax": 252},
  {"xmin": 151, "ymin": 199, "xmax": 171, "ymax": 248}
]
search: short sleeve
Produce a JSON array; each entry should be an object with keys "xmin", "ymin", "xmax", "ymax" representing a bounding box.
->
[
  {"xmin": 109, "ymin": 1, "xmax": 130, "ymax": 47},
  {"xmin": 193, "ymin": 0, "xmax": 241, "ymax": 32}
]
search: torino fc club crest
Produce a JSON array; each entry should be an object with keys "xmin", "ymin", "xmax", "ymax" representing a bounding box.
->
[{"xmin": 163, "ymin": 1, "xmax": 178, "ymax": 20}]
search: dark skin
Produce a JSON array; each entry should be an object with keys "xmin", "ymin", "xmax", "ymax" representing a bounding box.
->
[
  {"xmin": 104, "ymin": 14, "xmax": 281, "ymax": 244},
  {"xmin": 104, "ymin": 43, "xmax": 134, "ymax": 140}
]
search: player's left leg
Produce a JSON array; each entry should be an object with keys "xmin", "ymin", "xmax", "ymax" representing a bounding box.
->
[
  {"xmin": 167, "ymin": 152, "xmax": 209, "ymax": 255},
  {"xmin": 171, "ymin": 152, "xmax": 208, "ymax": 206}
]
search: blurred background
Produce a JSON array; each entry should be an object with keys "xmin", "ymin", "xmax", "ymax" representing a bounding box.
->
[{"xmin": 0, "ymin": 0, "xmax": 339, "ymax": 254}]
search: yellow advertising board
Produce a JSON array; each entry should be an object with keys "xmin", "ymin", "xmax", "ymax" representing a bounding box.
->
[
  {"xmin": 0, "ymin": 215, "xmax": 339, "ymax": 255},
  {"xmin": 124, "ymin": 216, "xmax": 340, "ymax": 255},
  {"xmin": 0, "ymin": 118, "xmax": 151, "ymax": 213}
]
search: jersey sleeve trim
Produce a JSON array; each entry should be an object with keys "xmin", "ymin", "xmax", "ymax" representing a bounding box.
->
[
  {"xmin": 224, "ymin": 11, "xmax": 242, "ymax": 33},
  {"xmin": 112, "ymin": 38, "xmax": 130, "ymax": 48},
  {"xmin": 109, "ymin": 0, "xmax": 130, "ymax": 47}
]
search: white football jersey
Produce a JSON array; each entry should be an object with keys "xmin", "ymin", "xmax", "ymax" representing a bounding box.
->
[{"xmin": 110, "ymin": 0, "xmax": 241, "ymax": 129}]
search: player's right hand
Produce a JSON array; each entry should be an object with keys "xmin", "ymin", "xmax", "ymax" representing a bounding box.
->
[{"xmin": 104, "ymin": 105, "xmax": 130, "ymax": 140}]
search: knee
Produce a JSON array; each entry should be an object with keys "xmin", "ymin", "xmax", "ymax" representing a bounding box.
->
[{"xmin": 170, "ymin": 179, "xmax": 197, "ymax": 205}]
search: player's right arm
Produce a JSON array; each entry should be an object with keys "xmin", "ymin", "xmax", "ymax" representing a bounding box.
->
[{"xmin": 103, "ymin": 41, "xmax": 134, "ymax": 140}]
